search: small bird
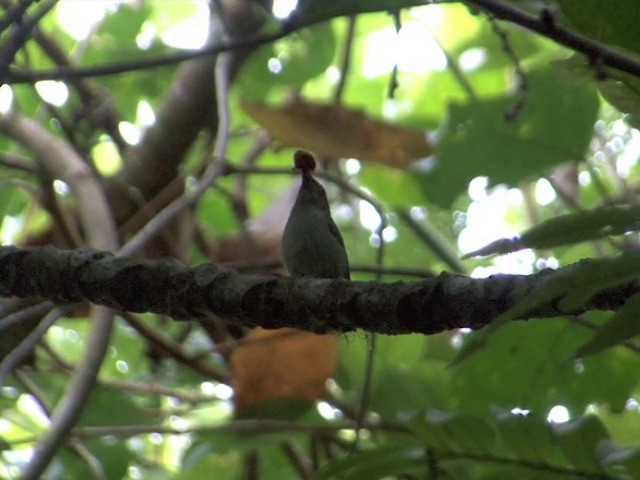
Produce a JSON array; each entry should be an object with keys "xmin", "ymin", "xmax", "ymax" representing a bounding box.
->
[{"xmin": 281, "ymin": 150, "xmax": 350, "ymax": 280}]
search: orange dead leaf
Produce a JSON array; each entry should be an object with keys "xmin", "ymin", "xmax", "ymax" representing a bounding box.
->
[
  {"xmin": 231, "ymin": 328, "xmax": 337, "ymax": 414},
  {"xmin": 241, "ymin": 96, "xmax": 432, "ymax": 168}
]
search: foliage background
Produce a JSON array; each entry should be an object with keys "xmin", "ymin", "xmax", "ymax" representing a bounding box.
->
[{"xmin": 1, "ymin": 0, "xmax": 640, "ymax": 478}]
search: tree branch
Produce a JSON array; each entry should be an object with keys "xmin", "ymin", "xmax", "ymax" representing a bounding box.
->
[
  {"xmin": 465, "ymin": 0, "xmax": 640, "ymax": 78},
  {"xmin": 1, "ymin": 246, "xmax": 637, "ymax": 336}
]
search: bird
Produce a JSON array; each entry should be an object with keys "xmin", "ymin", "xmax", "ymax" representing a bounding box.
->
[{"xmin": 281, "ymin": 150, "xmax": 350, "ymax": 280}]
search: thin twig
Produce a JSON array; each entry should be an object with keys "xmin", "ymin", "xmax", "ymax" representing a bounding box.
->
[
  {"xmin": 121, "ymin": 312, "xmax": 230, "ymax": 383},
  {"xmin": 213, "ymin": 53, "xmax": 232, "ymax": 162},
  {"xmin": 228, "ymin": 133, "xmax": 273, "ymax": 262},
  {"xmin": 433, "ymin": 36, "xmax": 477, "ymax": 100},
  {"xmin": 21, "ymin": 307, "xmax": 115, "ymax": 480},
  {"xmin": 387, "ymin": 9, "xmax": 401, "ymax": 99},
  {"xmin": 72, "ymin": 419, "xmax": 406, "ymax": 439},
  {"xmin": 118, "ymin": 161, "xmax": 225, "ymax": 257},
  {"xmin": 0, "ymin": 0, "xmax": 35, "ymax": 36},
  {"xmin": 396, "ymin": 208, "xmax": 466, "ymax": 274},
  {"xmin": 223, "ymin": 257, "xmax": 436, "ymax": 278},
  {"xmin": 6, "ymin": 26, "xmax": 293, "ymax": 83},
  {"xmin": 14, "ymin": 371, "xmax": 107, "ymax": 480},
  {"xmin": 0, "ymin": 0, "xmax": 58, "ymax": 83},
  {"xmin": 212, "ymin": 37, "xmax": 263, "ymax": 269},
  {"xmin": 487, "ymin": 15, "xmax": 527, "ymax": 120},
  {"xmin": 0, "ymin": 306, "xmax": 64, "ymax": 385},
  {"xmin": 0, "ymin": 301, "xmax": 57, "ymax": 332},
  {"xmin": 100, "ymin": 378, "xmax": 214, "ymax": 403},
  {"xmin": 333, "ymin": 15, "xmax": 357, "ymax": 104},
  {"xmin": 0, "ymin": 151, "xmax": 36, "ymax": 172},
  {"xmin": 281, "ymin": 441, "xmax": 314, "ymax": 479}
]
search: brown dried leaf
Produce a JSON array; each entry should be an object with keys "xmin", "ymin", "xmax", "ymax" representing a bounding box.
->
[
  {"xmin": 242, "ymin": 96, "xmax": 432, "ymax": 168},
  {"xmin": 231, "ymin": 328, "xmax": 337, "ymax": 413}
]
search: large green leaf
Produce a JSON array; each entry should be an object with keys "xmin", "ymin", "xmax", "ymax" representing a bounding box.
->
[
  {"xmin": 179, "ymin": 449, "xmax": 241, "ymax": 480},
  {"xmin": 556, "ymin": 0, "xmax": 640, "ymax": 55},
  {"xmin": 371, "ymin": 361, "xmax": 451, "ymax": 419},
  {"xmin": 314, "ymin": 445, "xmax": 426, "ymax": 480},
  {"xmin": 553, "ymin": 415, "xmax": 609, "ymax": 472},
  {"xmin": 574, "ymin": 292, "xmax": 640, "ymax": 358},
  {"xmin": 181, "ymin": 444, "xmax": 300, "ymax": 480},
  {"xmin": 463, "ymin": 205, "xmax": 640, "ymax": 258},
  {"xmin": 598, "ymin": 440, "xmax": 640, "ymax": 478},
  {"xmin": 554, "ymin": 55, "xmax": 640, "ymax": 129},
  {"xmin": 598, "ymin": 71, "xmax": 640, "ymax": 129},
  {"xmin": 337, "ymin": 334, "xmax": 426, "ymax": 395},
  {"xmin": 452, "ymin": 252, "xmax": 640, "ymax": 366},
  {"xmin": 492, "ymin": 408, "xmax": 556, "ymax": 463},
  {"xmin": 419, "ymin": 67, "xmax": 599, "ymax": 207},
  {"xmin": 411, "ymin": 409, "xmax": 498, "ymax": 455},
  {"xmin": 78, "ymin": 385, "xmax": 155, "ymax": 427},
  {"xmin": 0, "ymin": 187, "xmax": 29, "ymax": 228},
  {"xmin": 59, "ymin": 439, "xmax": 133, "ymax": 480},
  {"xmin": 360, "ymin": 164, "xmax": 425, "ymax": 206},
  {"xmin": 451, "ymin": 319, "xmax": 640, "ymax": 414}
]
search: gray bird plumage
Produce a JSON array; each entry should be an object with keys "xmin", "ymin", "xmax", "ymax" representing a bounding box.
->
[{"xmin": 282, "ymin": 167, "xmax": 350, "ymax": 280}]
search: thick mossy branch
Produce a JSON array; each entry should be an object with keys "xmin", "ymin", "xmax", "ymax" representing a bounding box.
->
[{"xmin": 0, "ymin": 246, "xmax": 636, "ymax": 335}]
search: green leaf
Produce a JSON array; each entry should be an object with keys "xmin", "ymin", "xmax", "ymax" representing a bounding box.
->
[
  {"xmin": 410, "ymin": 409, "xmax": 498, "ymax": 455},
  {"xmin": 556, "ymin": 0, "xmax": 640, "ymax": 55},
  {"xmin": 574, "ymin": 293, "xmax": 640, "ymax": 358},
  {"xmin": 464, "ymin": 205, "xmax": 640, "ymax": 258},
  {"xmin": 0, "ymin": 187, "xmax": 29, "ymax": 218},
  {"xmin": 597, "ymin": 439, "xmax": 640, "ymax": 476},
  {"xmin": 419, "ymin": 67, "xmax": 599, "ymax": 207},
  {"xmin": 558, "ymin": 255, "xmax": 640, "ymax": 311},
  {"xmin": 83, "ymin": 4, "xmax": 153, "ymax": 63},
  {"xmin": 598, "ymin": 72, "xmax": 640, "ymax": 129},
  {"xmin": 451, "ymin": 319, "xmax": 640, "ymax": 414},
  {"xmin": 179, "ymin": 448, "xmax": 241, "ymax": 480},
  {"xmin": 371, "ymin": 361, "xmax": 450, "ymax": 419},
  {"xmin": 360, "ymin": 165, "xmax": 425, "ymax": 206},
  {"xmin": 553, "ymin": 415, "xmax": 609, "ymax": 472},
  {"xmin": 60, "ymin": 439, "xmax": 133, "ymax": 480},
  {"xmin": 518, "ymin": 204, "xmax": 640, "ymax": 249},
  {"xmin": 454, "ymin": 252, "xmax": 640, "ymax": 364},
  {"xmin": 79, "ymin": 385, "xmax": 155, "ymax": 427},
  {"xmin": 338, "ymin": 334, "xmax": 426, "ymax": 392},
  {"xmin": 492, "ymin": 408, "xmax": 556, "ymax": 463},
  {"xmin": 314, "ymin": 445, "xmax": 426, "ymax": 480},
  {"xmin": 0, "ymin": 436, "xmax": 10, "ymax": 451},
  {"xmin": 185, "ymin": 440, "xmax": 302, "ymax": 480},
  {"xmin": 554, "ymin": 55, "xmax": 640, "ymax": 129},
  {"xmin": 99, "ymin": 317, "xmax": 150, "ymax": 379},
  {"xmin": 236, "ymin": 22, "xmax": 337, "ymax": 100}
]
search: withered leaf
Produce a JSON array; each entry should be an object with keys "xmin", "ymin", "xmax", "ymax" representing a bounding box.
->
[
  {"xmin": 231, "ymin": 328, "xmax": 337, "ymax": 415},
  {"xmin": 242, "ymin": 96, "xmax": 432, "ymax": 168}
]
